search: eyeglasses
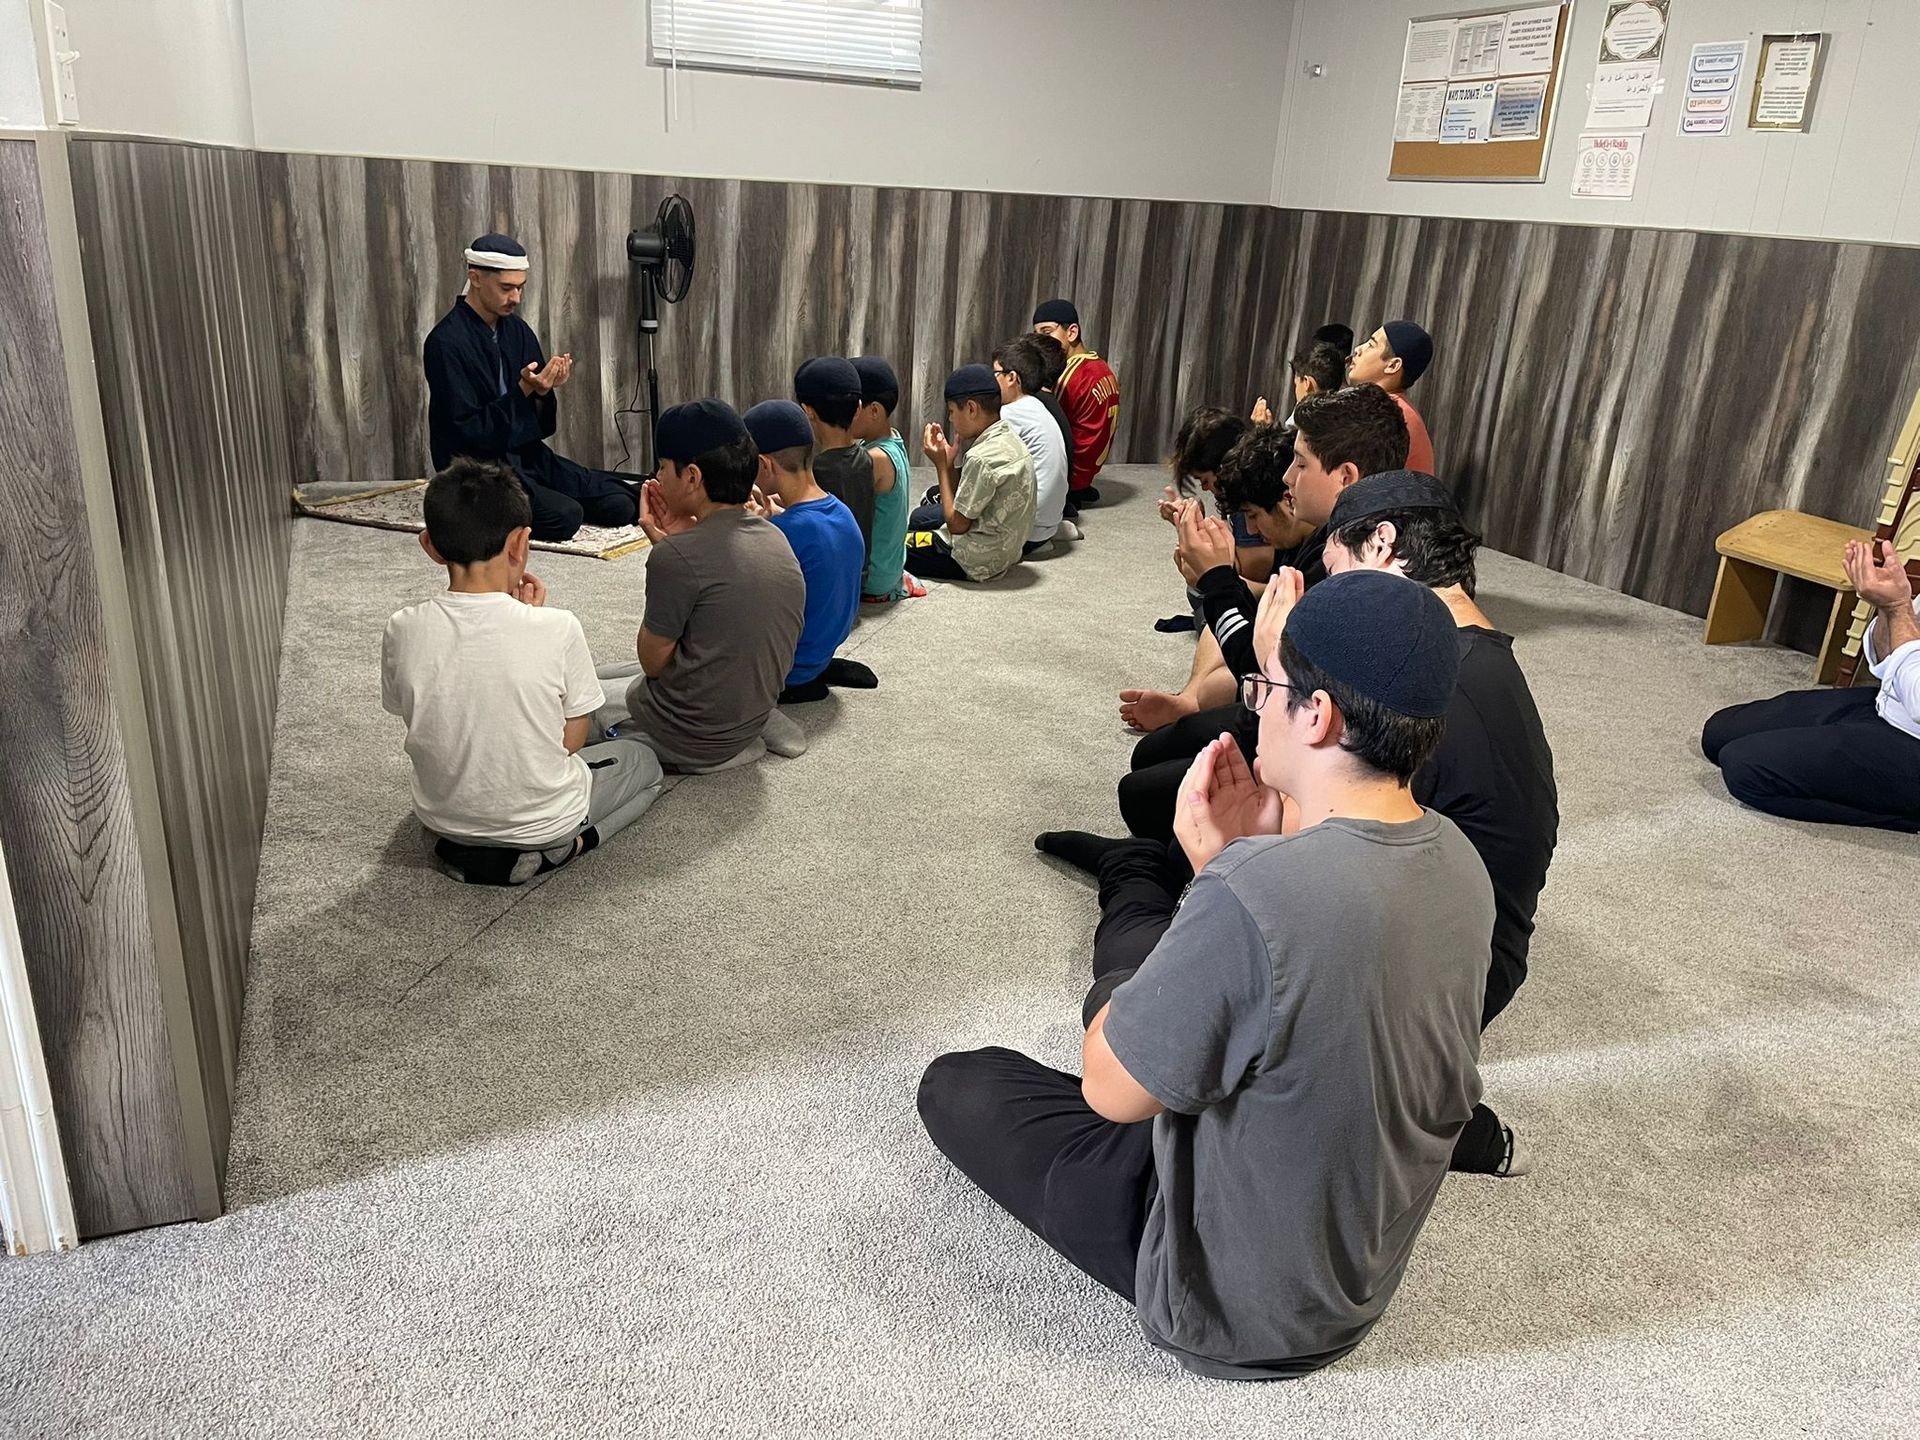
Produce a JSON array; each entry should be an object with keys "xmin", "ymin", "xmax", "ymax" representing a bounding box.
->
[{"xmin": 1241, "ymin": 673, "xmax": 1310, "ymax": 714}]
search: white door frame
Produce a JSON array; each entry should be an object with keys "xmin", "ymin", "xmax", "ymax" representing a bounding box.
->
[{"xmin": 0, "ymin": 832, "xmax": 77, "ymax": 1255}]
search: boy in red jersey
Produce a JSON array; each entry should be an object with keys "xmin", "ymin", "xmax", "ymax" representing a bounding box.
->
[{"xmin": 1032, "ymin": 299, "xmax": 1120, "ymax": 513}]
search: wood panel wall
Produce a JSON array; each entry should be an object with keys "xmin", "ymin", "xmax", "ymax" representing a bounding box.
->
[
  {"xmin": 0, "ymin": 139, "xmax": 199, "ymax": 1235},
  {"xmin": 1222, "ymin": 209, "xmax": 1920, "ymax": 622},
  {"xmin": 66, "ymin": 137, "xmax": 297, "ymax": 1194},
  {"xmin": 263, "ymin": 152, "xmax": 1920, "ymax": 621}
]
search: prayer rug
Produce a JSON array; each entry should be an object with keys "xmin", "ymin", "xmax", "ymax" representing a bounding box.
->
[{"xmin": 293, "ymin": 481, "xmax": 650, "ymax": 560}]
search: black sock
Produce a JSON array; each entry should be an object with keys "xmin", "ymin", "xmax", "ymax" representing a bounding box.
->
[
  {"xmin": 1449, "ymin": 1103, "xmax": 1506, "ymax": 1174},
  {"xmin": 433, "ymin": 837, "xmax": 523, "ymax": 887},
  {"xmin": 779, "ymin": 675, "xmax": 831, "ymax": 705},
  {"xmin": 1034, "ymin": 830, "xmax": 1131, "ymax": 877},
  {"xmin": 823, "ymin": 657, "xmax": 878, "ymax": 689}
]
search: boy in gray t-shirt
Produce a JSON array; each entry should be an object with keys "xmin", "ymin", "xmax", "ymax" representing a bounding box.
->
[
  {"xmin": 919, "ymin": 570, "xmax": 1491, "ymax": 1380},
  {"xmin": 593, "ymin": 399, "xmax": 804, "ymax": 772}
]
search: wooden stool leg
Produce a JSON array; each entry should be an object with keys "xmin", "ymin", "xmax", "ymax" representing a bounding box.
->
[
  {"xmin": 1704, "ymin": 556, "xmax": 1777, "ymax": 645},
  {"xmin": 1816, "ymin": 590, "xmax": 1854, "ymax": 686}
]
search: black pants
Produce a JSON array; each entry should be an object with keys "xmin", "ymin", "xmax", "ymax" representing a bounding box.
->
[
  {"xmin": 903, "ymin": 529, "xmax": 972, "ymax": 582},
  {"xmin": 1702, "ymin": 686, "xmax": 1920, "ymax": 832},
  {"xmin": 908, "ymin": 488, "xmax": 945, "ymax": 533},
  {"xmin": 1118, "ymin": 703, "xmax": 1256, "ymax": 843},
  {"xmin": 917, "ymin": 1050, "xmax": 1155, "ymax": 1300},
  {"xmin": 1073, "ymin": 836, "xmax": 1513, "ymax": 1175},
  {"xmin": 524, "ymin": 455, "xmax": 639, "ymax": 542}
]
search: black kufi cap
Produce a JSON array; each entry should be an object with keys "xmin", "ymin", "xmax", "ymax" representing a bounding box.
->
[
  {"xmin": 944, "ymin": 363, "xmax": 1000, "ymax": 402},
  {"xmin": 1032, "ymin": 298, "xmax": 1079, "ymax": 328},
  {"xmin": 794, "ymin": 356, "xmax": 862, "ymax": 407},
  {"xmin": 1382, "ymin": 320, "xmax": 1434, "ymax": 387},
  {"xmin": 1328, "ymin": 470, "xmax": 1457, "ymax": 533},
  {"xmin": 742, "ymin": 399, "xmax": 814, "ymax": 454},
  {"xmin": 655, "ymin": 398, "xmax": 749, "ymax": 466},
  {"xmin": 851, "ymin": 355, "xmax": 899, "ymax": 403},
  {"xmin": 1283, "ymin": 570, "xmax": 1459, "ymax": 718}
]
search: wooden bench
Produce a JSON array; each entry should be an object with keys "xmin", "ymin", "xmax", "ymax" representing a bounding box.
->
[{"xmin": 1706, "ymin": 510, "xmax": 1870, "ymax": 685}]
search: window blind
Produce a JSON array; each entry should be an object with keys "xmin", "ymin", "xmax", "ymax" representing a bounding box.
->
[{"xmin": 650, "ymin": 0, "xmax": 923, "ymax": 89}]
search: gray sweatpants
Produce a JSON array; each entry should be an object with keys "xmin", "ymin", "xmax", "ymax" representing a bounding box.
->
[
  {"xmin": 591, "ymin": 661, "xmax": 768, "ymax": 773},
  {"xmin": 576, "ymin": 737, "xmax": 666, "ymax": 845}
]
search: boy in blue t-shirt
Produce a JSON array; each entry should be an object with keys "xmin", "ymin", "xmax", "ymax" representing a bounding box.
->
[{"xmin": 743, "ymin": 401, "xmax": 877, "ymax": 704}]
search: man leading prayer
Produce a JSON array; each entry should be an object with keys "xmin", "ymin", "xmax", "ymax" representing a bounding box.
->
[{"xmin": 423, "ymin": 232, "xmax": 640, "ymax": 542}]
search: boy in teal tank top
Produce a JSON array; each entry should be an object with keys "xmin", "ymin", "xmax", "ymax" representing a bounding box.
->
[{"xmin": 851, "ymin": 355, "xmax": 925, "ymax": 602}]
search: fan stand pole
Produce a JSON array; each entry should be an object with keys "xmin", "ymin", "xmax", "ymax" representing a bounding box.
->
[{"xmin": 639, "ymin": 279, "xmax": 661, "ymax": 478}]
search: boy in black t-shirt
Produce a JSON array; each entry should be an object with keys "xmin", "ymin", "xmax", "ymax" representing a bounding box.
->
[{"xmin": 795, "ymin": 357, "xmax": 877, "ymax": 574}]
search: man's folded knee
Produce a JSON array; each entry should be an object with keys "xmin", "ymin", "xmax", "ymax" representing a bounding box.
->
[
  {"xmin": 1717, "ymin": 740, "xmax": 1780, "ymax": 806},
  {"xmin": 1700, "ymin": 705, "xmax": 1741, "ymax": 764},
  {"xmin": 917, "ymin": 1047, "xmax": 1018, "ymax": 1136},
  {"xmin": 531, "ymin": 497, "xmax": 586, "ymax": 542}
]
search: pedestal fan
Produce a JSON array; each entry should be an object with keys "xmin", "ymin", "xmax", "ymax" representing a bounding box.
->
[{"xmin": 624, "ymin": 193, "xmax": 697, "ymax": 475}]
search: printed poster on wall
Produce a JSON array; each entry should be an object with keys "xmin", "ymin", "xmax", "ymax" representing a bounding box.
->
[
  {"xmin": 1678, "ymin": 41, "xmax": 1747, "ymax": 136},
  {"xmin": 1584, "ymin": 60, "xmax": 1659, "ymax": 129},
  {"xmin": 1395, "ymin": 82, "xmax": 1449, "ymax": 142},
  {"xmin": 1491, "ymin": 77, "xmax": 1548, "ymax": 140},
  {"xmin": 1599, "ymin": 0, "xmax": 1669, "ymax": 62},
  {"xmin": 1571, "ymin": 133, "xmax": 1643, "ymax": 198},
  {"xmin": 1440, "ymin": 80, "xmax": 1500, "ymax": 143},
  {"xmin": 1499, "ymin": 5, "xmax": 1562, "ymax": 75},
  {"xmin": 1401, "ymin": 17, "xmax": 1460, "ymax": 85},
  {"xmin": 1451, "ymin": 14, "xmax": 1508, "ymax": 79},
  {"xmin": 1749, "ymin": 33, "xmax": 1827, "ymax": 132}
]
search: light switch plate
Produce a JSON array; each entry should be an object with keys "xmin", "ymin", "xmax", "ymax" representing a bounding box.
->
[{"xmin": 45, "ymin": 2, "xmax": 78, "ymax": 126}]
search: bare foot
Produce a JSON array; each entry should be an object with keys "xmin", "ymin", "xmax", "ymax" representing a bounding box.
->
[{"xmin": 1118, "ymin": 688, "xmax": 1199, "ymax": 733}]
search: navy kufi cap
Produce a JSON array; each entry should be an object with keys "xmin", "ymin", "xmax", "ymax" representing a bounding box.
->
[
  {"xmin": 944, "ymin": 363, "xmax": 1000, "ymax": 402},
  {"xmin": 794, "ymin": 356, "xmax": 862, "ymax": 407},
  {"xmin": 1283, "ymin": 570, "xmax": 1459, "ymax": 719},
  {"xmin": 1382, "ymin": 319, "xmax": 1434, "ymax": 387},
  {"xmin": 742, "ymin": 399, "xmax": 814, "ymax": 454},
  {"xmin": 1032, "ymin": 298, "xmax": 1079, "ymax": 328},
  {"xmin": 851, "ymin": 355, "xmax": 899, "ymax": 403},
  {"xmin": 1328, "ymin": 470, "xmax": 1458, "ymax": 533},
  {"xmin": 655, "ymin": 398, "xmax": 749, "ymax": 466}
]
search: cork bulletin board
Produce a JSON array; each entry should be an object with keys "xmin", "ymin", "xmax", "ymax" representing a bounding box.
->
[{"xmin": 1389, "ymin": 3, "xmax": 1572, "ymax": 183}]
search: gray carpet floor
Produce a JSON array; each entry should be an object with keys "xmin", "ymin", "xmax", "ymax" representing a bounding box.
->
[{"xmin": 3, "ymin": 465, "xmax": 1917, "ymax": 1437}]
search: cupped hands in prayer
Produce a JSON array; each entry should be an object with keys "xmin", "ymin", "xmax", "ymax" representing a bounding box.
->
[
  {"xmin": 518, "ymin": 353, "xmax": 574, "ymax": 397},
  {"xmin": 1173, "ymin": 733, "xmax": 1284, "ymax": 874},
  {"xmin": 638, "ymin": 478, "xmax": 696, "ymax": 542},
  {"xmin": 921, "ymin": 423, "xmax": 954, "ymax": 469},
  {"xmin": 1176, "ymin": 501, "xmax": 1238, "ymax": 579},
  {"xmin": 514, "ymin": 570, "xmax": 548, "ymax": 607},
  {"xmin": 1253, "ymin": 566, "xmax": 1306, "ymax": 669},
  {"xmin": 1845, "ymin": 538, "xmax": 1913, "ymax": 609}
]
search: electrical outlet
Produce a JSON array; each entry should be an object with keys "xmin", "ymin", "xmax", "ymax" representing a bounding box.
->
[{"xmin": 45, "ymin": 2, "xmax": 78, "ymax": 126}]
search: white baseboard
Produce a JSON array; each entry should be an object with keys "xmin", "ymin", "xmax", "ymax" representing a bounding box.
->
[{"xmin": 0, "ymin": 836, "xmax": 77, "ymax": 1256}]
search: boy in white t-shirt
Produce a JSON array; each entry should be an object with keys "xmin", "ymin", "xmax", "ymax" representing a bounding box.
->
[
  {"xmin": 992, "ymin": 334, "xmax": 1070, "ymax": 552},
  {"xmin": 382, "ymin": 458, "xmax": 665, "ymax": 885}
]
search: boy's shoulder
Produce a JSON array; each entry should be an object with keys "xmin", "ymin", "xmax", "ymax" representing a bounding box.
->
[
  {"xmin": 385, "ymin": 592, "xmax": 581, "ymax": 643},
  {"xmin": 1208, "ymin": 813, "xmax": 1471, "ymax": 904}
]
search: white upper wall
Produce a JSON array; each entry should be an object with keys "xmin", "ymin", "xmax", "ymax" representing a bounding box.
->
[
  {"xmin": 56, "ymin": 0, "xmax": 254, "ymax": 144},
  {"xmin": 0, "ymin": 0, "xmax": 47, "ymax": 127},
  {"xmin": 1273, "ymin": 0, "xmax": 1920, "ymax": 244},
  {"xmin": 239, "ymin": 0, "xmax": 1294, "ymax": 204}
]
